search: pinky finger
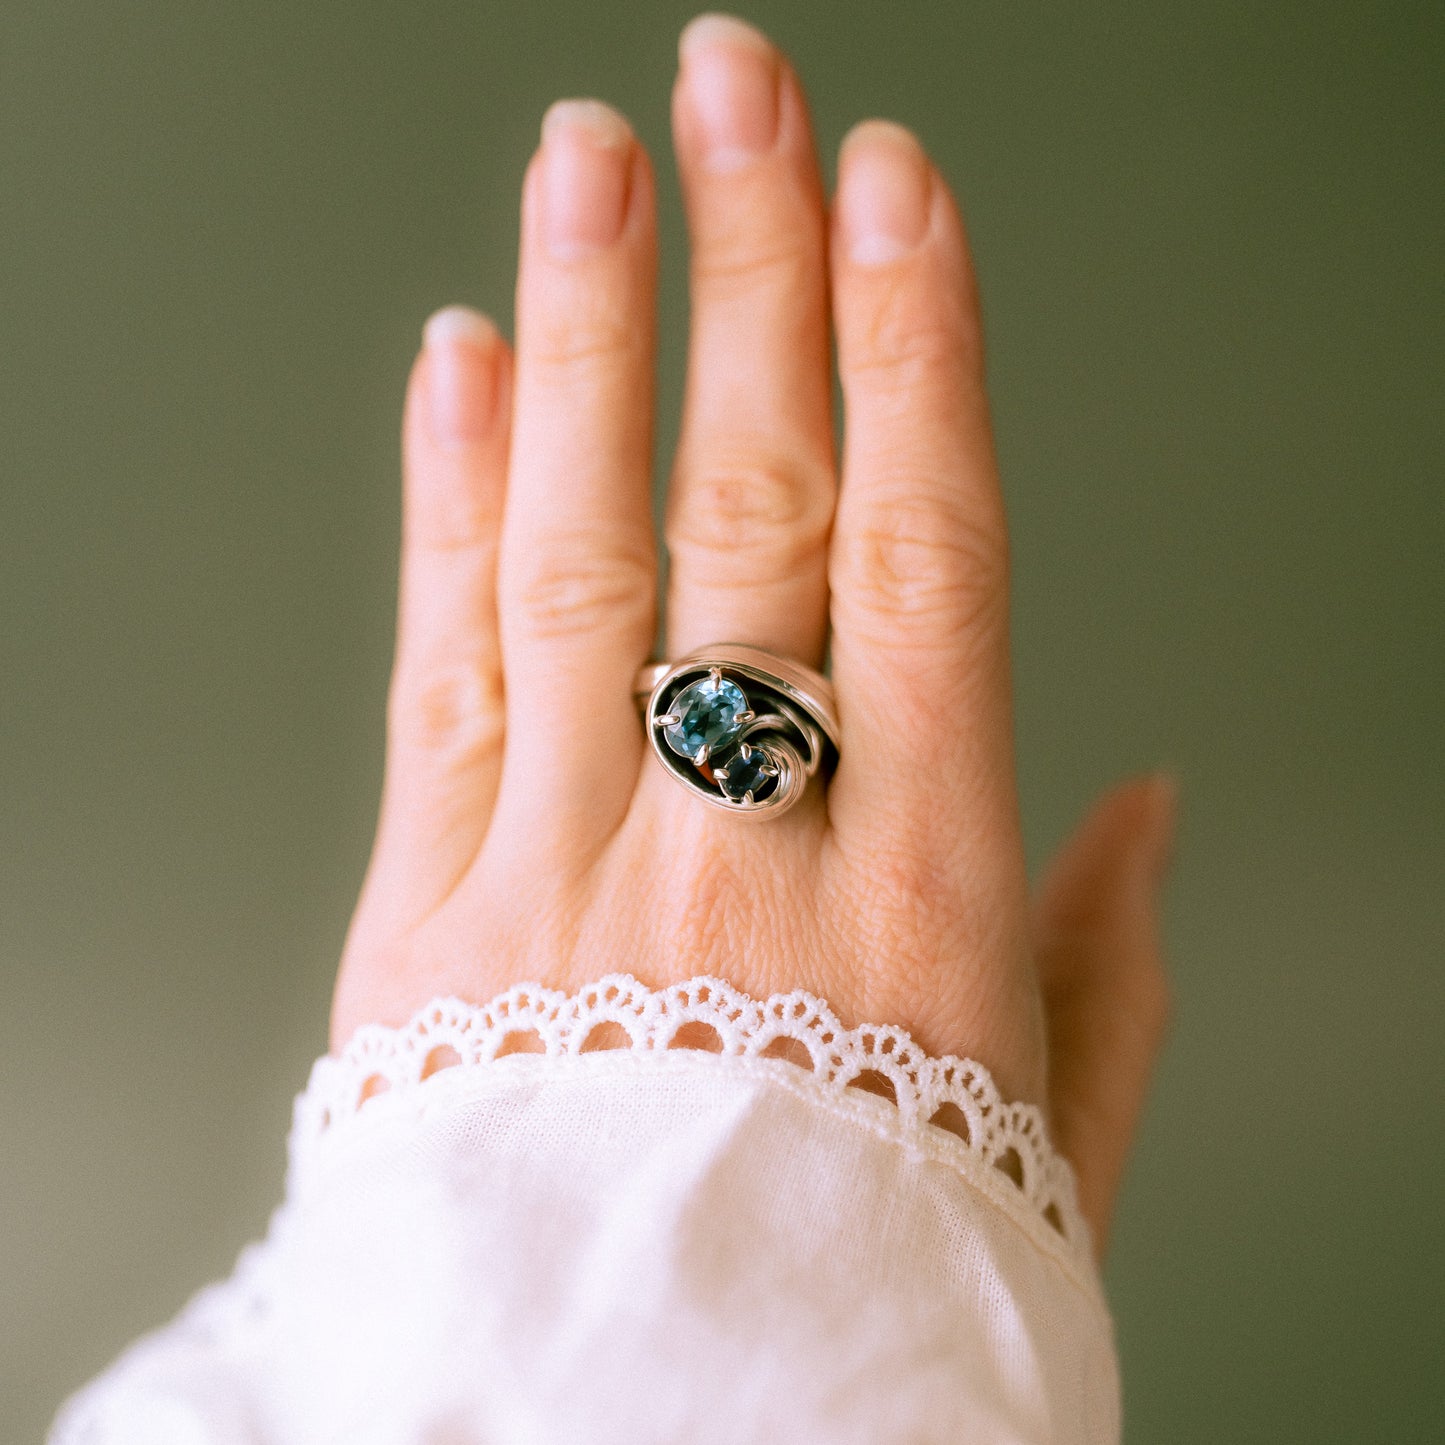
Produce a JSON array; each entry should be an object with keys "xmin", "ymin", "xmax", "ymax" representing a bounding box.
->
[
  {"xmin": 361, "ymin": 306, "xmax": 514, "ymax": 936},
  {"xmin": 1032, "ymin": 773, "xmax": 1179, "ymax": 1256}
]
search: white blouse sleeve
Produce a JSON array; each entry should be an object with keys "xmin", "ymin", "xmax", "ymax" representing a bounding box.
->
[{"xmin": 51, "ymin": 974, "xmax": 1120, "ymax": 1445}]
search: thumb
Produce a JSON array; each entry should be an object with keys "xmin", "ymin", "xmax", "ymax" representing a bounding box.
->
[{"xmin": 1033, "ymin": 772, "xmax": 1179, "ymax": 1258}]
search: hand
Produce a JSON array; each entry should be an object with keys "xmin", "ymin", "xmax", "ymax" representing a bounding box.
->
[{"xmin": 331, "ymin": 13, "xmax": 1176, "ymax": 1254}]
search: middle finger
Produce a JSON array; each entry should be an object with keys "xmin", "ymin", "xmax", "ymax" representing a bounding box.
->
[{"xmin": 663, "ymin": 15, "xmax": 835, "ymax": 668}]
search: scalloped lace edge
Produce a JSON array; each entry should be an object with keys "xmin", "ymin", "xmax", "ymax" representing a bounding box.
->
[
  {"xmin": 48, "ymin": 974, "xmax": 1101, "ymax": 1443},
  {"xmin": 293, "ymin": 973, "xmax": 1093, "ymax": 1271}
]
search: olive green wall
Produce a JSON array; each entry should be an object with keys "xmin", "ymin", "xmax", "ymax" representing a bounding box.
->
[{"xmin": 2, "ymin": 2, "xmax": 1440, "ymax": 1438}]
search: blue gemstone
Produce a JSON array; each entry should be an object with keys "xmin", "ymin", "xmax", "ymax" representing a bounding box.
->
[
  {"xmin": 663, "ymin": 675, "xmax": 748, "ymax": 761},
  {"xmin": 715, "ymin": 743, "xmax": 779, "ymax": 803}
]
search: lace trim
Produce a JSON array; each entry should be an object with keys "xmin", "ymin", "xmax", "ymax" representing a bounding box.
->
[
  {"xmin": 49, "ymin": 976, "xmax": 1099, "ymax": 1442},
  {"xmin": 295, "ymin": 974, "xmax": 1091, "ymax": 1268}
]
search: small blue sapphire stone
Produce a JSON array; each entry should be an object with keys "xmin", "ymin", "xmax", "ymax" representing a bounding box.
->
[
  {"xmin": 663, "ymin": 675, "xmax": 748, "ymax": 761},
  {"xmin": 716, "ymin": 744, "xmax": 779, "ymax": 803}
]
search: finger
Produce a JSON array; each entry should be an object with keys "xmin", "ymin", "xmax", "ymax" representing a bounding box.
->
[
  {"xmin": 492, "ymin": 100, "xmax": 658, "ymax": 843},
  {"xmin": 362, "ymin": 306, "xmax": 513, "ymax": 933},
  {"xmin": 827, "ymin": 121, "xmax": 1029, "ymax": 973},
  {"xmin": 1033, "ymin": 773, "xmax": 1178, "ymax": 1256},
  {"xmin": 663, "ymin": 14, "xmax": 835, "ymax": 665}
]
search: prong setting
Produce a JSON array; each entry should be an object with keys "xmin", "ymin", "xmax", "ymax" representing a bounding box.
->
[{"xmin": 637, "ymin": 647, "xmax": 838, "ymax": 819}]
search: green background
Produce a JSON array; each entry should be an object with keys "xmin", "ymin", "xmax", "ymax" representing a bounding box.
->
[{"xmin": 3, "ymin": 1, "xmax": 1441, "ymax": 1438}]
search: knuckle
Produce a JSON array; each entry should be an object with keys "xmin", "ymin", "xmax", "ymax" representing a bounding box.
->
[
  {"xmin": 835, "ymin": 487, "xmax": 1009, "ymax": 641},
  {"xmin": 387, "ymin": 654, "xmax": 504, "ymax": 759},
  {"xmin": 658, "ymin": 835, "xmax": 743, "ymax": 950},
  {"xmin": 647, "ymin": 827, "xmax": 813, "ymax": 984},
  {"xmin": 510, "ymin": 545, "xmax": 655, "ymax": 641},
  {"xmin": 849, "ymin": 270, "xmax": 982, "ymax": 385},
  {"xmin": 406, "ymin": 495, "xmax": 500, "ymax": 557},
  {"xmin": 840, "ymin": 841, "xmax": 970, "ymax": 1006},
  {"xmin": 860, "ymin": 845, "xmax": 957, "ymax": 943},
  {"xmin": 666, "ymin": 455, "xmax": 833, "ymax": 579},
  {"xmin": 530, "ymin": 302, "xmax": 644, "ymax": 374},
  {"xmin": 692, "ymin": 228, "xmax": 818, "ymax": 299}
]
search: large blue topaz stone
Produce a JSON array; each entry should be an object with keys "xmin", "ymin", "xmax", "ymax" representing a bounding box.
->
[{"xmin": 662, "ymin": 674, "xmax": 749, "ymax": 762}]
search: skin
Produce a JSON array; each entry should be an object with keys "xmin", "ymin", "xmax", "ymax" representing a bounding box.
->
[{"xmin": 330, "ymin": 12, "xmax": 1177, "ymax": 1257}]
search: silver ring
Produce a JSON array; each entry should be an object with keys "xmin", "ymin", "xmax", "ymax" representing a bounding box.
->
[{"xmin": 633, "ymin": 644, "xmax": 839, "ymax": 819}]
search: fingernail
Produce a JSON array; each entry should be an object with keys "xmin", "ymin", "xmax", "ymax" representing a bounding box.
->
[
  {"xmin": 837, "ymin": 120, "xmax": 931, "ymax": 265},
  {"xmin": 679, "ymin": 13, "xmax": 780, "ymax": 171},
  {"xmin": 422, "ymin": 305, "xmax": 500, "ymax": 445},
  {"xmin": 539, "ymin": 99, "xmax": 634, "ymax": 258}
]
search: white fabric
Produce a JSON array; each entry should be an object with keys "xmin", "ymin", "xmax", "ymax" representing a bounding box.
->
[{"xmin": 52, "ymin": 975, "xmax": 1120, "ymax": 1444}]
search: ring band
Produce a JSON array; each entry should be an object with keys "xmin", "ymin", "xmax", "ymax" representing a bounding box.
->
[{"xmin": 632, "ymin": 644, "xmax": 839, "ymax": 818}]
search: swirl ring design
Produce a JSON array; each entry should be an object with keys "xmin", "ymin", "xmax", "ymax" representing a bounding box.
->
[{"xmin": 633, "ymin": 644, "xmax": 840, "ymax": 818}]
